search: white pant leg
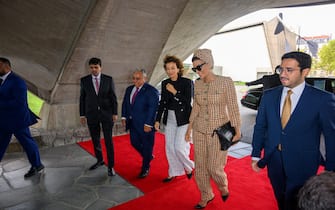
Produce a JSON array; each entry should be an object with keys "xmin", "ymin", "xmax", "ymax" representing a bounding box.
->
[
  {"xmin": 165, "ymin": 110, "xmax": 194, "ymax": 177},
  {"xmin": 174, "ymin": 123, "xmax": 194, "ymax": 173}
]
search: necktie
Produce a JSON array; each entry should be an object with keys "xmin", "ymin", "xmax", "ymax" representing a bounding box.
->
[
  {"xmin": 94, "ymin": 77, "xmax": 99, "ymax": 93},
  {"xmin": 131, "ymin": 88, "xmax": 139, "ymax": 104},
  {"xmin": 281, "ymin": 89, "xmax": 293, "ymax": 128}
]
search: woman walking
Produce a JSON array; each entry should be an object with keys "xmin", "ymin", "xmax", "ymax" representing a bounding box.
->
[
  {"xmin": 185, "ymin": 49, "xmax": 241, "ymax": 209},
  {"xmin": 155, "ymin": 55, "xmax": 194, "ymax": 182}
]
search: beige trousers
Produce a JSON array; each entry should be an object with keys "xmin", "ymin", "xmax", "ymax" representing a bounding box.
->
[{"xmin": 193, "ymin": 130, "xmax": 228, "ymax": 202}]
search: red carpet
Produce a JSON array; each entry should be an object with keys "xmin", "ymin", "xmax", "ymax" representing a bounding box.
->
[
  {"xmin": 78, "ymin": 132, "xmax": 188, "ymax": 193},
  {"xmin": 77, "ymin": 132, "xmax": 278, "ymax": 210}
]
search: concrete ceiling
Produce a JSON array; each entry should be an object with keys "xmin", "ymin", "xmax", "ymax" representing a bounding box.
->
[{"xmin": 0, "ymin": 0, "xmax": 332, "ymax": 129}]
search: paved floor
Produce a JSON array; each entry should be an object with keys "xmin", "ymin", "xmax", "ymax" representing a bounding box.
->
[{"xmin": 0, "ymin": 141, "xmax": 252, "ymax": 210}]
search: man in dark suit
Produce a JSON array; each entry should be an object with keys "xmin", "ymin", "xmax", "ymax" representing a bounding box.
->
[
  {"xmin": 80, "ymin": 57, "xmax": 118, "ymax": 176},
  {"xmin": 0, "ymin": 57, "xmax": 44, "ymax": 178},
  {"xmin": 121, "ymin": 69, "xmax": 159, "ymax": 178},
  {"xmin": 246, "ymin": 65, "xmax": 281, "ymax": 90},
  {"xmin": 251, "ymin": 51, "xmax": 335, "ymax": 210}
]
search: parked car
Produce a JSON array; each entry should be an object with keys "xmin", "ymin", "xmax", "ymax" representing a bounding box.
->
[{"xmin": 240, "ymin": 77, "xmax": 335, "ymax": 110}]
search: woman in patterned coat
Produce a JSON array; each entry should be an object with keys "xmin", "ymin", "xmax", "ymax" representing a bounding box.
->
[{"xmin": 185, "ymin": 49, "xmax": 241, "ymax": 209}]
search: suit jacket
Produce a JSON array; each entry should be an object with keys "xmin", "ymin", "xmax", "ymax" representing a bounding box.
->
[
  {"xmin": 121, "ymin": 83, "xmax": 159, "ymax": 132},
  {"xmin": 189, "ymin": 75, "xmax": 241, "ymax": 134},
  {"xmin": 80, "ymin": 74, "xmax": 117, "ymax": 124},
  {"xmin": 0, "ymin": 72, "xmax": 38, "ymax": 132},
  {"xmin": 251, "ymin": 84, "xmax": 335, "ymax": 179},
  {"xmin": 156, "ymin": 76, "xmax": 193, "ymax": 126}
]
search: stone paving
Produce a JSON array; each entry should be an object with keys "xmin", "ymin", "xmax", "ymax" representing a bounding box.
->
[{"xmin": 0, "ymin": 144, "xmax": 142, "ymax": 210}]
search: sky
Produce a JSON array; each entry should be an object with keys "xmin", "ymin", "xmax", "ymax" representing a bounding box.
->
[
  {"xmin": 185, "ymin": 3, "xmax": 335, "ymax": 82},
  {"xmin": 223, "ymin": 3, "xmax": 335, "ymax": 37}
]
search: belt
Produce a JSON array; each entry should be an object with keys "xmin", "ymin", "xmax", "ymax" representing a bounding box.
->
[{"xmin": 277, "ymin": 144, "xmax": 282, "ymax": 151}]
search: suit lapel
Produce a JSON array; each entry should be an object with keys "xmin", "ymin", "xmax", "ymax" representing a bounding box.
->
[
  {"xmin": 98, "ymin": 75, "xmax": 104, "ymax": 96},
  {"xmin": 283, "ymin": 84, "xmax": 310, "ymax": 130},
  {"xmin": 275, "ymin": 87, "xmax": 283, "ymax": 121},
  {"xmin": 286, "ymin": 85, "xmax": 309, "ymax": 126},
  {"xmin": 132, "ymin": 84, "xmax": 146, "ymax": 106}
]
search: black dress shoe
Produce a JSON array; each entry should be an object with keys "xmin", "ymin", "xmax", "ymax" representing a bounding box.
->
[
  {"xmin": 186, "ymin": 171, "xmax": 193, "ymax": 179},
  {"xmin": 138, "ymin": 169, "xmax": 149, "ymax": 178},
  {"xmin": 221, "ymin": 193, "xmax": 229, "ymax": 202},
  {"xmin": 162, "ymin": 176, "xmax": 175, "ymax": 182},
  {"xmin": 108, "ymin": 167, "xmax": 116, "ymax": 176},
  {"xmin": 24, "ymin": 164, "xmax": 45, "ymax": 178},
  {"xmin": 89, "ymin": 161, "xmax": 104, "ymax": 170},
  {"xmin": 194, "ymin": 197, "xmax": 215, "ymax": 209}
]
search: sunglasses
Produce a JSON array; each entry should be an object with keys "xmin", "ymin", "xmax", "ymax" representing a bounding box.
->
[{"xmin": 192, "ymin": 63, "xmax": 206, "ymax": 73}]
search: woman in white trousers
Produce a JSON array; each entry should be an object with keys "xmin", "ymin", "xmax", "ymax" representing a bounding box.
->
[{"xmin": 155, "ymin": 55, "xmax": 194, "ymax": 182}]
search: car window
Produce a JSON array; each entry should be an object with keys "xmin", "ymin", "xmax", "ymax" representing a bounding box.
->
[
  {"xmin": 331, "ymin": 80, "xmax": 335, "ymax": 94},
  {"xmin": 306, "ymin": 78, "xmax": 335, "ymax": 94},
  {"xmin": 313, "ymin": 79, "xmax": 326, "ymax": 90}
]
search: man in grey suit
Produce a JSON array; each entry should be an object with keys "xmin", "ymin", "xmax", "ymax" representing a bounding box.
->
[{"xmin": 80, "ymin": 57, "xmax": 118, "ymax": 176}]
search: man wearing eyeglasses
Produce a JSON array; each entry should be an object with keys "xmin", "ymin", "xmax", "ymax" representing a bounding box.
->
[
  {"xmin": 251, "ymin": 51, "xmax": 335, "ymax": 210},
  {"xmin": 121, "ymin": 69, "xmax": 159, "ymax": 178}
]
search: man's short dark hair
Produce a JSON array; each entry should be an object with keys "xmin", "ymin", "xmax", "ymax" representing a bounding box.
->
[
  {"xmin": 0, "ymin": 57, "xmax": 11, "ymax": 67},
  {"xmin": 281, "ymin": 51, "xmax": 311, "ymax": 71},
  {"xmin": 88, "ymin": 57, "xmax": 102, "ymax": 66},
  {"xmin": 298, "ymin": 171, "xmax": 335, "ymax": 210}
]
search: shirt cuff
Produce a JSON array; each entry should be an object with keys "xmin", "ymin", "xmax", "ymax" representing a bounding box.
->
[{"xmin": 252, "ymin": 157, "xmax": 260, "ymax": 161}]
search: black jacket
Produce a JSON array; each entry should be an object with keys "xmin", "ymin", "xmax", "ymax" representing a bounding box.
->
[
  {"xmin": 79, "ymin": 74, "xmax": 118, "ymax": 124},
  {"xmin": 156, "ymin": 76, "xmax": 193, "ymax": 126}
]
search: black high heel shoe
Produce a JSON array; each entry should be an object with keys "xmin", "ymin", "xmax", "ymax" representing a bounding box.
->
[
  {"xmin": 221, "ymin": 193, "xmax": 229, "ymax": 202},
  {"xmin": 194, "ymin": 197, "xmax": 215, "ymax": 209},
  {"xmin": 186, "ymin": 171, "xmax": 193, "ymax": 179},
  {"xmin": 162, "ymin": 176, "xmax": 175, "ymax": 183}
]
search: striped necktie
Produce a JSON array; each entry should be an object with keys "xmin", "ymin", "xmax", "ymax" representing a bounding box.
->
[{"xmin": 94, "ymin": 77, "xmax": 99, "ymax": 93}]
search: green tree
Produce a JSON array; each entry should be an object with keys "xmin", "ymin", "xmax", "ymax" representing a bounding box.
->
[{"xmin": 318, "ymin": 40, "xmax": 335, "ymax": 75}]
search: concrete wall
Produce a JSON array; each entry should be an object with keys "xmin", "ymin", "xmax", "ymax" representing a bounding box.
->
[{"xmin": 0, "ymin": 0, "xmax": 330, "ymax": 146}]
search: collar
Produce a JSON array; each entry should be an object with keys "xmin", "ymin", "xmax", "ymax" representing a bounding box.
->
[
  {"xmin": 0, "ymin": 71, "xmax": 12, "ymax": 81},
  {"xmin": 283, "ymin": 81, "xmax": 305, "ymax": 96},
  {"xmin": 92, "ymin": 73, "xmax": 101, "ymax": 79}
]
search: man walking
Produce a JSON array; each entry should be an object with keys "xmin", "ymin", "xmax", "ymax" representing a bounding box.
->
[
  {"xmin": 0, "ymin": 57, "xmax": 44, "ymax": 178},
  {"xmin": 80, "ymin": 57, "xmax": 118, "ymax": 176},
  {"xmin": 121, "ymin": 69, "xmax": 159, "ymax": 178},
  {"xmin": 251, "ymin": 51, "xmax": 335, "ymax": 210}
]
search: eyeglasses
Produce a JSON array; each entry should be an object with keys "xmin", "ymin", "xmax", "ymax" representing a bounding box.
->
[
  {"xmin": 275, "ymin": 66, "xmax": 301, "ymax": 74},
  {"xmin": 192, "ymin": 63, "xmax": 206, "ymax": 73}
]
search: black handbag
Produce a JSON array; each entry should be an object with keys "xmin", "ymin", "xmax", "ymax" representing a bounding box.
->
[{"xmin": 212, "ymin": 121, "xmax": 239, "ymax": 151}]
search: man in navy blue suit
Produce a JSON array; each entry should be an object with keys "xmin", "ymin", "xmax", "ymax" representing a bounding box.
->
[
  {"xmin": 121, "ymin": 69, "xmax": 159, "ymax": 178},
  {"xmin": 251, "ymin": 51, "xmax": 335, "ymax": 210},
  {"xmin": 0, "ymin": 57, "xmax": 44, "ymax": 178}
]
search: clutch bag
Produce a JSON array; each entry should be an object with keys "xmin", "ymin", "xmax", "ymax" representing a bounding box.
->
[{"xmin": 212, "ymin": 121, "xmax": 239, "ymax": 151}]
